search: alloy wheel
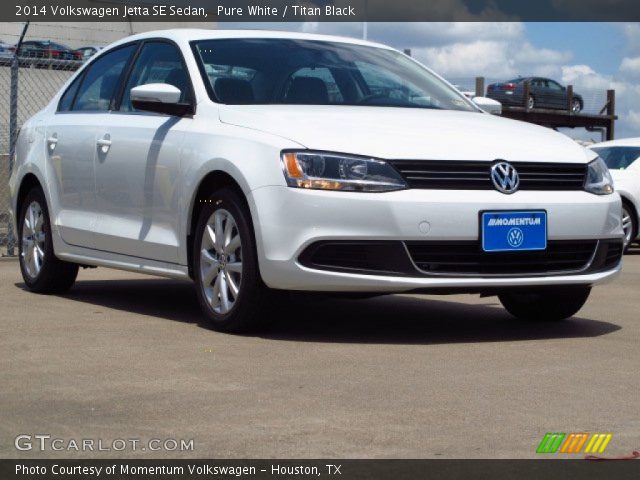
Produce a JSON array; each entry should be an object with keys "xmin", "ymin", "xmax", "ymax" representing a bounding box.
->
[
  {"xmin": 199, "ymin": 208, "xmax": 243, "ymax": 314},
  {"xmin": 571, "ymin": 99, "xmax": 581, "ymax": 113},
  {"xmin": 21, "ymin": 200, "xmax": 46, "ymax": 279},
  {"xmin": 528, "ymin": 96, "xmax": 535, "ymax": 109}
]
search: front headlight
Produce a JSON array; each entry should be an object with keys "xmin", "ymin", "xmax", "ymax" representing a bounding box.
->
[
  {"xmin": 584, "ymin": 157, "xmax": 614, "ymax": 195},
  {"xmin": 281, "ymin": 151, "xmax": 407, "ymax": 192}
]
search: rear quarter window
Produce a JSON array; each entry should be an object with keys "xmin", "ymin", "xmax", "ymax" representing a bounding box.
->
[{"xmin": 57, "ymin": 73, "xmax": 84, "ymax": 112}]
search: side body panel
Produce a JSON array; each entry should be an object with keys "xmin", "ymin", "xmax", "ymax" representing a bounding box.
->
[
  {"xmin": 92, "ymin": 113, "xmax": 189, "ymax": 263},
  {"xmin": 43, "ymin": 113, "xmax": 99, "ymax": 248}
]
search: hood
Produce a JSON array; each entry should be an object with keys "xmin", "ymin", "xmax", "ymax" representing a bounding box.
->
[{"xmin": 219, "ymin": 105, "xmax": 593, "ymax": 163}]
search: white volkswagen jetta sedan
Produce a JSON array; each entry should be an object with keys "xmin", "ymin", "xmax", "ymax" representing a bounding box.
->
[
  {"xmin": 589, "ymin": 138, "xmax": 640, "ymax": 251},
  {"xmin": 9, "ymin": 30, "xmax": 623, "ymax": 332}
]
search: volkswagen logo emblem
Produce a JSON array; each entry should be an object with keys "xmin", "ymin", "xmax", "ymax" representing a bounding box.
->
[
  {"xmin": 490, "ymin": 161, "xmax": 520, "ymax": 194},
  {"xmin": 507, "ymin": 227, "xmax": 524, "ymax": 248}
]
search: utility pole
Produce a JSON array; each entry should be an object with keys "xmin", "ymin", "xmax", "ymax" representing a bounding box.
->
[{"xmin": 362, "ymin": 0, "xmax": 368, "ymax": 40}]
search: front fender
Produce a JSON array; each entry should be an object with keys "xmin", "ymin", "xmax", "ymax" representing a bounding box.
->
[{"xmin": 179, "ymin": 123, "xmax": 303, "ymax": 266}]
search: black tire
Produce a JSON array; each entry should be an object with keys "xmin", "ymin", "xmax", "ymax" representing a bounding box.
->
[
  {"xmin": 498, "ymin": 287, "xmax": 591, "ymax": 322},
  {"xmin": 18, "ymin": 187, "xmax": 79, "ymax": 293},
  {"xmin": 622, "ymin": 200, "xmax": 638, "ymax": 253},
  {"xmin": 193, "ymin": 187, "xmax": 272, "ymax": 332}
]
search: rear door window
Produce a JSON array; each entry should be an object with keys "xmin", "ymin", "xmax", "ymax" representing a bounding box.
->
[{"xmin": 72, "ymin": 45, "xmax": 136, "ymax": 112}]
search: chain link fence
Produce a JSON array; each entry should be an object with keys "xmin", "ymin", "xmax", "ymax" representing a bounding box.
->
[
  {"xmin": 0, "ymin": 21, "xmax": 214, "ymax": 256},
  {"xmin": 1, "ymin": 23, "xmax": 99, "ymax": 256}
]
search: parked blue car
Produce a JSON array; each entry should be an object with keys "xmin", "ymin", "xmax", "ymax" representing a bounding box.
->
[{"xmin": 487, "ymin": 77, "xmax": 583, "ymax": 112}]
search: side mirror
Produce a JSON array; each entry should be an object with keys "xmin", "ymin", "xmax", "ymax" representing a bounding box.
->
[
  {"xmin": 130, "ymin": 83, "xmax": 193, "ymax": 116},
  {"xmin": 472, "ymin": 96, "xmax": 502, "ymax": 115}
]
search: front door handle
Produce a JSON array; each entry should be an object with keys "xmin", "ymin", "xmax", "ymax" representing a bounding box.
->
[{"xmin": 97, "ymin": 134, "xmax": 112, "ymax": 153}]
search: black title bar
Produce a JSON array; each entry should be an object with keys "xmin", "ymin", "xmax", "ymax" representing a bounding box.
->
[
  {"xmin": 1, "ymin": 459, "xmax": 640, "ymax": 480},
  {"xmin": 3, "ymin": 0, "xmax": 640, "ymax": 22}
]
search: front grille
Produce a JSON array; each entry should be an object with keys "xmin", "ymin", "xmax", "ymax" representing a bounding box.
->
[
  {"xmin": 405, "ymin": 240, "xmax": 598, "ymax": 275},
  {"xmin": 388, "ymin": 160, "xmax": 587, "ymax": 190},
  {"xmin": 604, "ymin": 242, "xmax": 623, "ymax": 269},
  {"xmin": 298, "ymin": 241, "xmax": 415, "ymax": 275},
  {"xmin": 298, "ymin": 240, "xmax": 622, "ymax": 278}
]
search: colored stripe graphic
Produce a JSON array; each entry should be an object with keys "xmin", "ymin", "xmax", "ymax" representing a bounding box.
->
[
  {"xmin": 584, "ymin": 433, "xmax": 613, "ymax": 454},
  {"xmin": 538, "ymin": 433, "xmax": 614, "ymax": 454},
  {"xmin": 537, "ymin": 433, "xmax": 566, "ymax": 453},
  {"xmin": 560, "ymin": 433, "xmax": 589, "ymax": 453}
]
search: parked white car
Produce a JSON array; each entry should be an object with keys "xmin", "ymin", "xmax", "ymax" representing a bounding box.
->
[
  {"xmin": 589, "ymin": 138, "xmax": 640, "ymax": 250},
  {"xmin": 9, "ymin": 30, "xmax": 623, "ymax": 332}
]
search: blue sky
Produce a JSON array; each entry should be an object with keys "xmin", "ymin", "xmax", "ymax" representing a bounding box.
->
[{"xmin": 524, "ymin": 23, "xmax": 625, "ymax": 75}]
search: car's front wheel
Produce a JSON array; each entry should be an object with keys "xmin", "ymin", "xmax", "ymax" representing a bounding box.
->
[
  {"xmin": 18, "ymin": 187, "xmax": 79, "ymax": 293},
  {"xmin": 193, "ymin": 187, "xmax": 272, "ymax": 332},
  {"xmin": 498, "ymin": 286, "xmax": 591, "ymax": 321}
]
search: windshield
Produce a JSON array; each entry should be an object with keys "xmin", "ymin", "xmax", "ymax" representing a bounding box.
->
[
  {"xmin": 192, "ymin": 38, "xmax": 475, "ymax": 111},
  {"xmin": 591, "ymin": 146, "xmax": 640, "ymax": 170}
]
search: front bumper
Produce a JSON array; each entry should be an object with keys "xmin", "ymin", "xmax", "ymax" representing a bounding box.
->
[{"xmin": 249, "ymin": 186, "xmax": 623, "ymax": 292}]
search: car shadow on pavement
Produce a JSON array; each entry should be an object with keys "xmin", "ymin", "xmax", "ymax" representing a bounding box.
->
[
  {"xmin": 625, "ymin": 245, "xmax": 640, "ymax": 255},
  {"xmin": 17, "ymin": 277, "xmax": 622, "ymax": 345}
]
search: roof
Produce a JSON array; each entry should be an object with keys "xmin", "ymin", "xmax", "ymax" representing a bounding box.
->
[
  {"xmin": 590, "ymin": 137, "xmax": 640, "ymax": 148},
  {"xmin": 106, "ymin": 28, "xmax": 394, "ymax": 51}
]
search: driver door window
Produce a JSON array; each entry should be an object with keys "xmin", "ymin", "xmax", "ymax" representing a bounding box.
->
[{"xmin": 120, "ymin": 41, "xmax": 192, "ymax": 112}]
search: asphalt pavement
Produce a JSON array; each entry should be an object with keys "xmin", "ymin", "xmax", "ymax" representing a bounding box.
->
[{"xmin": 1, "ymin": 251, "xmax": 638, "ymax": 458}]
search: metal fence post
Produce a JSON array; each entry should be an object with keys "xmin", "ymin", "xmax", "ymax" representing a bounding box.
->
[
  {"xmin": 606, "ymin": 89, "xmax": 615, "ymax": 140},
  {"xmin": 566, "ymin": 85, "xmax": 574, "ymax": 114},
  {"xmin": 475, "ymin": 77, "xmax": 485, "ymax": 98},
  {"xmin": 6, "ymin": 22, "xmax": 29, "ymax": 256},
  {"xmin": 6, "ymin": 57, "xmax": 18, "ymax": 256}
]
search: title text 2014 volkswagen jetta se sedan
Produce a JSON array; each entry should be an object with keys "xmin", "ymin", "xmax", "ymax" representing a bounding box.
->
[{"xmin": 9, "ymin": 30, "xmax": 623, "ymax": 332}]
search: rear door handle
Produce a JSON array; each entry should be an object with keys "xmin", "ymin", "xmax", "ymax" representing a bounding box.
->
[{"xmin": 97, "ymin": 134, "xmax": 112, "ymax": 152}]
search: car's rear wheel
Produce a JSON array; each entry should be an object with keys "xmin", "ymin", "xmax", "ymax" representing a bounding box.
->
[
  {"xmin": 571, "ymin": 98, "xmax": 582, "ymax": 113},
  {"xmin": 498, "ymin": 286, "xmax": 591, "ymax": 321},
  {"xmin": 622, "ymin": 202, "xmax": 637, "ymax": 252},
  {"xmin": 193, "ymin": 187, "xmax": 272, "ymax": 332},
  {"xmin": 18, "ymin": 187, "xmax": 78, "ymax": 293},
  {"xmin": 527, "ymin": 95, "xmax": 535, "ymax": 109}
]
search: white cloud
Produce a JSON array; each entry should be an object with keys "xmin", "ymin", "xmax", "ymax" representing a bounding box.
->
[
  {"xmin": 562, "ymin": 65, "xmax": 612, "ymax": 89},
  {"xmin": 411, "ymin": 41, "xmax": 513, "ymax": 78},
  {"xmin": 627, "ymin": 110, "xmax": 640, "ymax": 130},
  {"xmin": 620, "ymin": 56, "xmax": 640, "ymax": 77},
  {"xmin": 559, "ymin": 59, "xmax": 640, "ymax": 138},
  {"xmin": 411, "ymin": 39, "xmax": 571, "ymax": 80},
  {"xmin": 365, "ymin": 22, "xmax": 524, "ymax": 48}
]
